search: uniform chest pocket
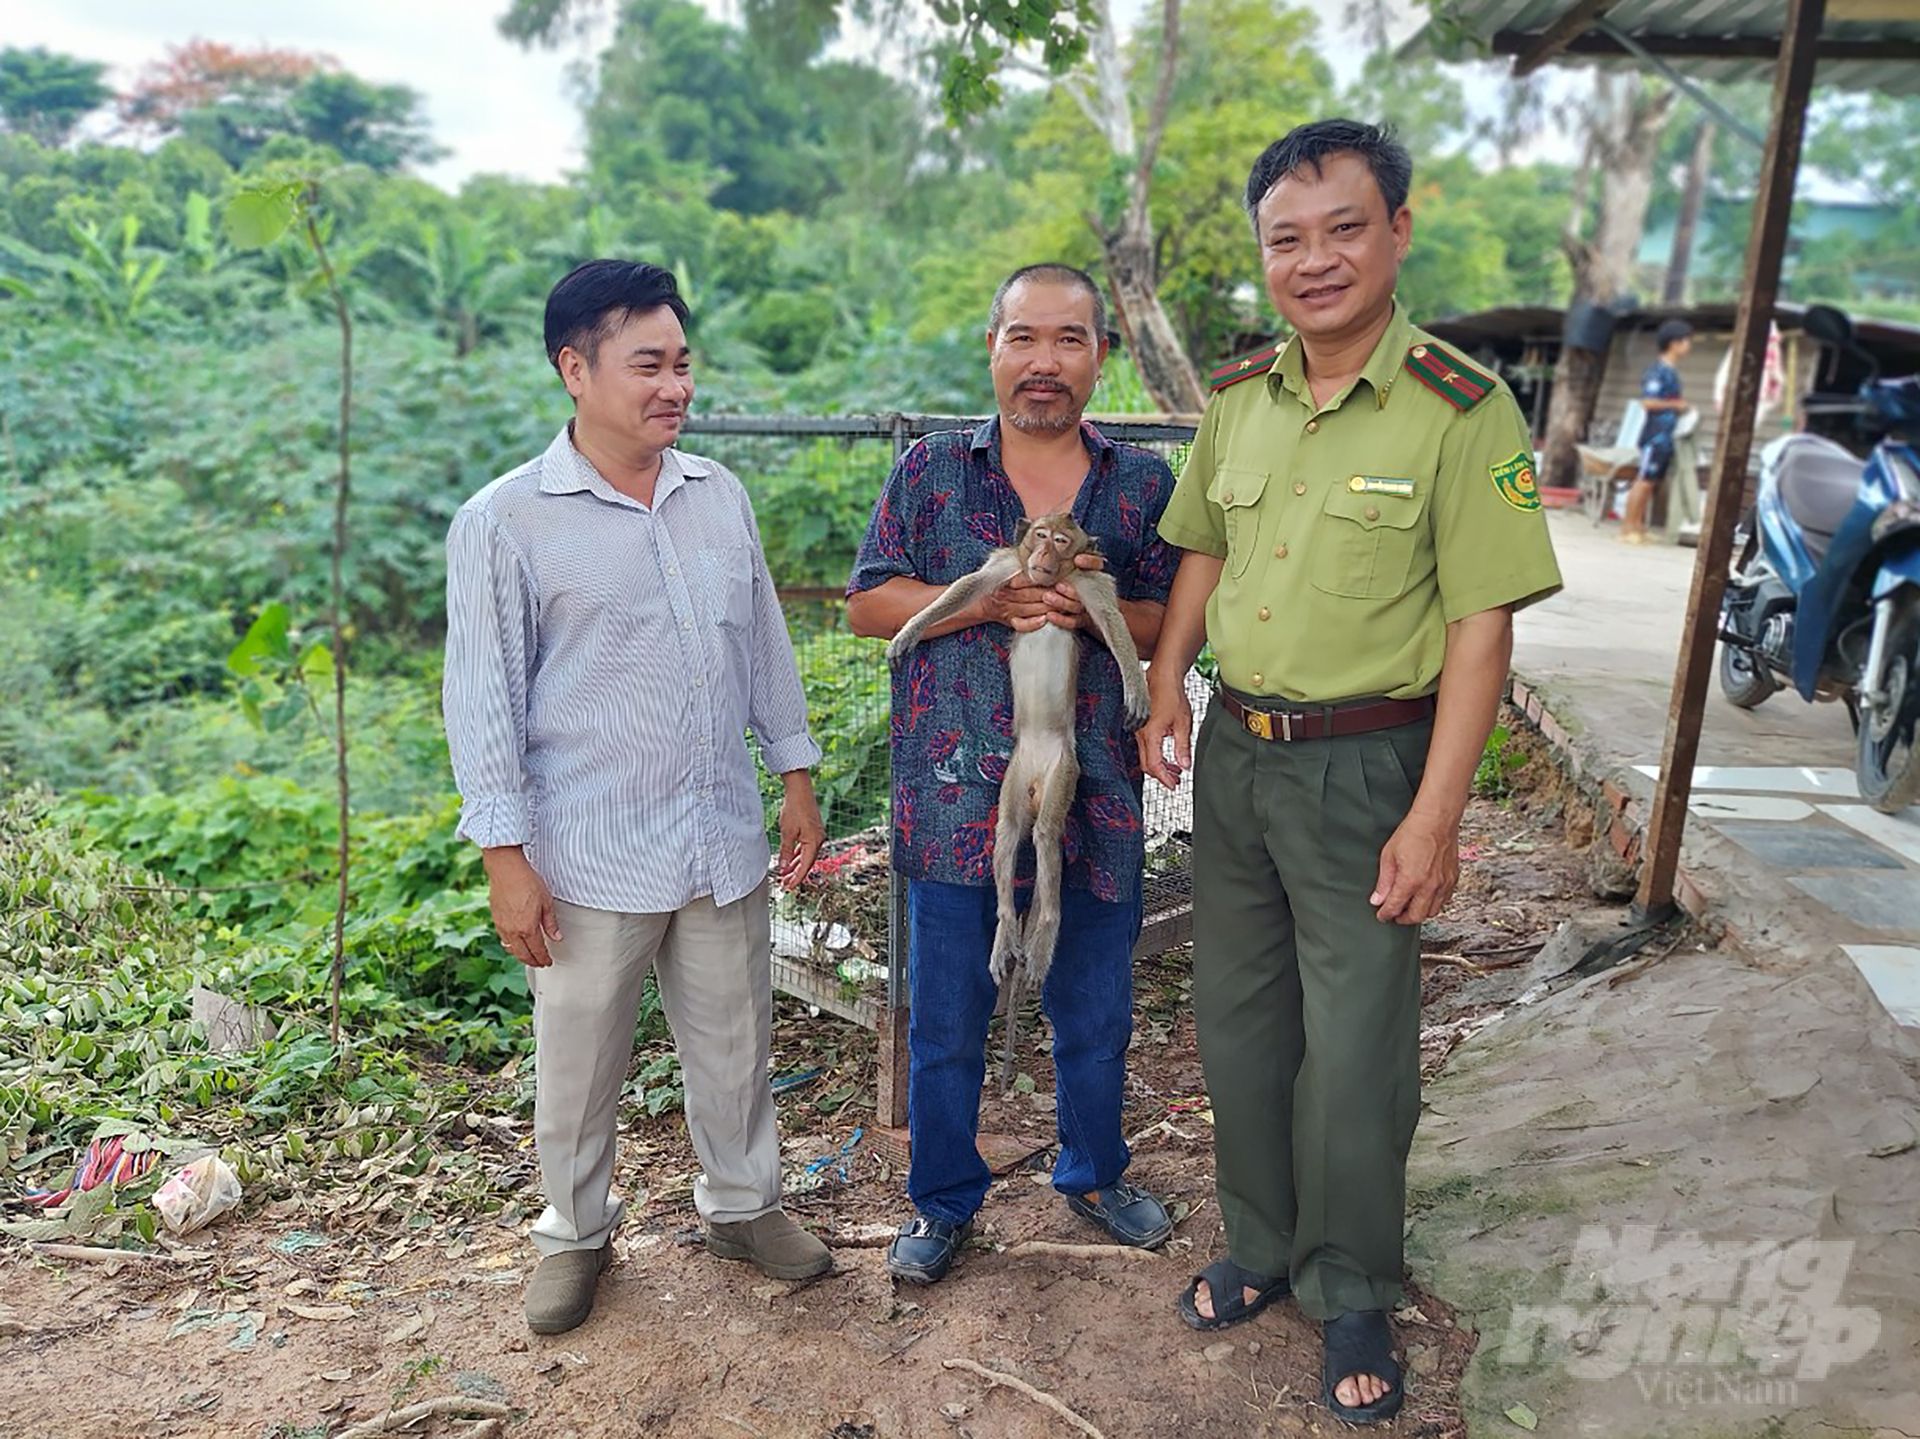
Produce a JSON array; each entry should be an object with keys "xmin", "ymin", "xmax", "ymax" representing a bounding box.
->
[
  {"xmin": 695, "ymin": 543, "xmax": 756, "ymax": 631},
  {"xmin": 1310, "ymin": 485, "xmax": 1426, "ymax": 600},
  {"xmin": 1209, "ymin": 466, "xmax": 1269, "ymax": 579}
]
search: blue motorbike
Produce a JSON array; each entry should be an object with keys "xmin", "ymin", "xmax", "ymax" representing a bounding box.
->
[{"xmin": 1718, "ymin": 305, "xmax": 1920, "ymax": 812}]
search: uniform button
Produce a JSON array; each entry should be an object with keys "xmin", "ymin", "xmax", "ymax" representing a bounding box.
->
[
  {"xmin": 1258, "ymin": 606, "xmax": 1271, "ymax": 621},
  {"xmin": 1305, "ymin": 420, "xmax": 1319, "ymax": 434},
  {"xmin": 1251, "ymin": 672, "xmax": 1264, "ymax": 688},
  {"xmin": 1223, "ymin": 490, "xmax": 1234, "ymax": 504},
  {"xmin": 666, "ymin": 565, "xmax": 677, "ymax": 576},
  {"xmin": 1293, "ymin": 482, "xmax": 1306, "ymax": 496},
  {"xmin": 1411, "ymin": 344, "xmax": 1429, "ymax": 359},
  {"xmin": 1274, "ymin": 544, "xmax": 1289, "ymax": 559},
  {"xmin": 1365, "ymin": 505, "xmax": 1380, "ymax": 521},
  {"xmin": 1349, "ymin": 475, "xmax": 1366, "ymax": 492}
]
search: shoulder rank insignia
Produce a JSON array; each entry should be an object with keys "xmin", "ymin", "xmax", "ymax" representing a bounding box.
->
[
  {"xmin": 1403, "ymin": 341, "xmax": 1495, "ymax": 411},
  {"xmin": 1206, "ymin": 341, "xmax": 1281, "ymax": 393}
]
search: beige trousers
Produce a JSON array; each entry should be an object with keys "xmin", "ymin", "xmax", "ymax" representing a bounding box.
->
[{"xmin": 527, "ymin": 880, "xmax": 779, "ymax": 1255}]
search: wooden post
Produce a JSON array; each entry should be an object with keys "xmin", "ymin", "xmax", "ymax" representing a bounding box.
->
[
  {"xmin": 878, "ymin": 413, "xmax": 914, "ymax": 1139},
  {"xmin": 876, "ymin": 868, "xmax": 910, "ymax": 1134},
  {"xmin": 1636, "ymin": 0, "xmax": 1829, "ymax": 917}
]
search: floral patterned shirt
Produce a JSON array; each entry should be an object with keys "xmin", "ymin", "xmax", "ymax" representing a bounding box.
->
[{"xmin": 847, "ymin": 418, "xmax": 1178, "ymax": 901}]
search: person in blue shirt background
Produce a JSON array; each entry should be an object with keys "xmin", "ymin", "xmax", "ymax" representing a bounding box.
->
[{"xmin": 1620, "ymin": 318, "xmax": 1694, "ymax": 544}]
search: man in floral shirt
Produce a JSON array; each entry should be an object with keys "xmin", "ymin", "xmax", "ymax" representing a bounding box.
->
[{"xmin": 847, "ymin": 264, "xmax": 1180, "ymax": 1283}]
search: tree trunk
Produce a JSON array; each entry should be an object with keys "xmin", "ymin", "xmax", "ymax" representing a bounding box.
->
[
  {"xmin": 1104, "ymin": 214, "xmax": 1205, "ymax": 415},
  {"xmin": 1543, "ymin": 344, "xmax": 1607, "ymax": 497},
  {"xmin": 1540, "ymin": 75, "xmax": 1677, "ymax": 490},
  {"xmin": 1069, "ymin": 0, "xmax": 1205, "ymax": 416},
  {"xmin": 1664, "ymin": 120, "xmax": 1715, "ymax": 305}
]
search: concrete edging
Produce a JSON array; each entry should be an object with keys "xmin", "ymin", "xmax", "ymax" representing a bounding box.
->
[{"xmin": 1504, "ymin": 673, "xmax": 1718, "ymax": 925}]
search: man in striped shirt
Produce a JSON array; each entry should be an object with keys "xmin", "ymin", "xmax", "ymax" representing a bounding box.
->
[{"xmin": 443, "ymin": 260, "xmax": 829, "ymax": 1336}]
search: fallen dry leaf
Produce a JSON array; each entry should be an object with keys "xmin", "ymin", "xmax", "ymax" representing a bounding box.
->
[
  {"xmin": 384, "ymin": 1307, "xmax": 432, "ymax": 1345},
  {"xmin": 285, "ymin": 1304, "xmax": 356, "ymax": 1321}
]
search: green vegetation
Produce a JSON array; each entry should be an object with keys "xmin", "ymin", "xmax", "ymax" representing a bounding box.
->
[{"xmin": 1475, "ymin": 724, "xmax": 1529, "ymax": 802}]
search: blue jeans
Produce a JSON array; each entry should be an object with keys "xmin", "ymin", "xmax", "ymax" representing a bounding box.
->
[{"xmin": 905, "ymin": 876, "xmax": 1142, "ymax": 1224}]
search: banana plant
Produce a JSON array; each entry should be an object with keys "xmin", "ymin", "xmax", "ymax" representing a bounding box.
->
[
  {"xmin": 386, "ymin": 213, "xmax": 537, "ymax": 357},
  {"xmin": 0, "ymin": 215, "xmax": 170, "ymax": 332}
]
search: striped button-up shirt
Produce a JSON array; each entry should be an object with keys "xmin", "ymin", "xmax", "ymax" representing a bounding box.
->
[{"xmin": 443, "ymin": 425, "xmax": 820, "ymax": 913}]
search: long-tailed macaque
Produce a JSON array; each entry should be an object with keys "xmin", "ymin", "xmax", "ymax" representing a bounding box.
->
[{"xmin": 886, "ymin": 512, "xmax": 1149, "ymax": 1082}]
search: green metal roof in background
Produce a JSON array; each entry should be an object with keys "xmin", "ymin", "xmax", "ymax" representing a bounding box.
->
[{"xmin": 1407, "ymin": 0, "xmax": 1920, "ymax": 95}]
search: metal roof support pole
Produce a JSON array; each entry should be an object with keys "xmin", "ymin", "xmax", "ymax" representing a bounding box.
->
[
  {"xmin": 1591, "ymin": 19, "xmax": 1770, "ymax": 150},
  {"xmin": 1636, "ymin": 0, "xmax": 1830, "ymax": 920}
]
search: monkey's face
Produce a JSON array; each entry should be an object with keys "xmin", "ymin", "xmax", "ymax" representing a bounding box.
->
[{"xmin": 1021, "ymin": 517, "xmax": 1086, "ymax": 586}]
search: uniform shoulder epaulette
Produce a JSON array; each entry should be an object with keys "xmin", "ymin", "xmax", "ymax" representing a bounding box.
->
[
  {"xmin": 1206, "ymin": 341, "xmax": 1281, "ymax": 393},
  {"xmin": 1403, "ymin": 340, "xmax": 1496, "ymax": 411}
]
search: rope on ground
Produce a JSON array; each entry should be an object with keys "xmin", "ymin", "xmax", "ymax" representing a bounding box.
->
[
  {"xmin": 333, "ymin": 1397, "xmax": 511, "ymax": 1438},
  {"xmin": 941, "ymin": 1358, "xmax": 1106, "ymax": 1438}
]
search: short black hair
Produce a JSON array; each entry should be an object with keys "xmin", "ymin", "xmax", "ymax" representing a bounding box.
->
[
  {"xmin": 544, "ymin": 259, "xmax": 690, "ymax": 375},
  {"xmin": 987, "ymin": 263, "xmax": 1108, "ymax": 343},
  {"xmin": 1656, "ymin": 318, "xmax": 1695, "ymax": 350},
  {"xmin": 1243, "ymin": 119, "xmax": 1412, "ymax": 234}
]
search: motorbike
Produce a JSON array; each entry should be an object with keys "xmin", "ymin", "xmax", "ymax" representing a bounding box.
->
[{"xmin": 1717, "ymin": 304, "xmax": 1920, "ymax": 813}]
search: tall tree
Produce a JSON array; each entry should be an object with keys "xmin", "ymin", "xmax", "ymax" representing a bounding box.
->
[
  {"xmin": 1805, "ymin": 93, "xmax": 1920, "ymax": 206},
  {"xmin": 1663, "ymin": 119, "xmax": 1715, "ymax": 305},
  {"xmin": 1540, "ymin": 74, "xmax": 1675, "ymax": 491},
  {"xmin": 120, "ymin": 40, "xmax": 325, "ymax": 133},
  {"xmin": 119, "ymin": 40, "xmax": 439, "ymax": 173},
  {"xmin": 1059, "ymin": 0, "xmax": 1203, "ymax": 413},
  {"xmin": 0, "ymin": 47, "xmax": 111, "ymax": 148},
  {"xmin": 500, "ymin": 0, "xmax": 1099, "ymax": 120},
  {"xmin": 997, "ymin": 0, "xmax": 1331, "ymax": 374}
]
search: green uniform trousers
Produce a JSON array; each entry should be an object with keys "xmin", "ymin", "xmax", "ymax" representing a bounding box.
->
[{"xmin": 1190, "ymin": 693, "xmax": 1431, "ymax": 1321}]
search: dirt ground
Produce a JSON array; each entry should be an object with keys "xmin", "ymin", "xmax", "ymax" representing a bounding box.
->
[{"xmin": 0, "ymin": 733, "xmax": 1611, "ymax": 1439}]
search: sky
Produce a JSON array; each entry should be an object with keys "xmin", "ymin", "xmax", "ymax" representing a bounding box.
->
[
  {"xmin": 0, "ymin": 0, "xmax": 594, "ymax": 189},
  {"xmin": 0, "ymin": 0, "xmax": 1412, "ymax": 191}
]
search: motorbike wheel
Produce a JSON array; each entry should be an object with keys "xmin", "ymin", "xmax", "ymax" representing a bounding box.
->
[
  {"xmin": 1718, "ymin": 642, "xmax": 1776, "ymax": 710},
  {"xmin": 1857, "ymin": 634, "xmax": 1920, "ymax": 814}
]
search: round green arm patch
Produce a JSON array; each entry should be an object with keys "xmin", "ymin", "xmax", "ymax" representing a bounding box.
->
[{"xmin": 1491, "ymin": 451, "xmax": 1542, "ymax": 512}]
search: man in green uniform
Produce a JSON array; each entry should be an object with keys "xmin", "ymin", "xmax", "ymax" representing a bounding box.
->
[{"xmin": 1139, "ymin": 119, "xmax": 1562, "ymax": 1425}]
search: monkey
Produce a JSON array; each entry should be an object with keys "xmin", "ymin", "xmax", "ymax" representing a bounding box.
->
[{"xmin": 885, "ymin": 512, "xmax": 1150, "ymax": 1086}]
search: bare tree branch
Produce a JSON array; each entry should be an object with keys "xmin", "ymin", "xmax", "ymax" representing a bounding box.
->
[
  {"xmin": 1135, "ymin": 0, "xmax": 1181, "ymax": 200},
  {"xmin": 1058, "ymin": 73, "xmax": 1103, "ymax": 134}
]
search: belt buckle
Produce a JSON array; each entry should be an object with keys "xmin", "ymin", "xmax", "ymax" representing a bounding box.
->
[{"xmin": 1243, "ymin": 708, "xmax": 1272, "ymax": 741}]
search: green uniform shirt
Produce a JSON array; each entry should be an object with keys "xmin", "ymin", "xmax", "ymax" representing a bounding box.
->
[{"xmin": 1159, "ymin": 305, "xmax": 1564, "ymax": 704}]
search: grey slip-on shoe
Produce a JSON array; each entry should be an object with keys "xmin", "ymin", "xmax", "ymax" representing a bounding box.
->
[
  {"xmin": 524, "ymin": 1240, "xmax": 612, "ymax": 1335},
  {"xmin": 706, "ymin": 1209, "xmax": 832, "ymax": 1280}
]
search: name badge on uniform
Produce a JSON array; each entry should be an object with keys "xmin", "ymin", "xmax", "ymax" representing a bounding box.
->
[{"xmin": 1347, "ymin": 475, "xmax": 1416, "ymax": 498}]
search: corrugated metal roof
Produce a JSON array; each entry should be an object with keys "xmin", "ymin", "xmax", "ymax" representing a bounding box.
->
[{"xmin": 1407, "ymin": 0, "xmax": 1920, "ymax": 95}]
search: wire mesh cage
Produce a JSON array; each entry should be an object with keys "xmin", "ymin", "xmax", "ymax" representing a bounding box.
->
[{"xmin": 682, "ymin": 414, "xmax": 1200, "ymax": 1032}]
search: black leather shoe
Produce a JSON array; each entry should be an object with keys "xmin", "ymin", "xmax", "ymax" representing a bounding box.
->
[
  {"xmin": 1066, "ymin": 1179, "xmax": 1173, "ymax": 1248},
  {"xmin": 885, "ymin": 1214, "xmax": 974, "ymax": 1284}
]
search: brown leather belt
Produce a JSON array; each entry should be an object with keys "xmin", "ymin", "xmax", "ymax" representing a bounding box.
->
[{"xmin": 1217, "ymin": 690, "xmax": 1436, "ymax": 742}]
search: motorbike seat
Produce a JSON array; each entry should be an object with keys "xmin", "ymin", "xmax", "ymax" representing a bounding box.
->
[{"xmin": 1774, "ymin": 436, "xmax": 1860, "ymax": 565}]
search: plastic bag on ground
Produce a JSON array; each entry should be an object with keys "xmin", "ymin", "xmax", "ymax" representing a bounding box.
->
[{"xmin": 152, "ymin": 1155, "xmax": 242, "ymax": 1235}]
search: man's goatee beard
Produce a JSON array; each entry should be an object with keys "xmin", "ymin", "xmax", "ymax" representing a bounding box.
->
[{"xmin": 1008, "ymin": 405, "xmax": 1080, "ymax": 435}]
